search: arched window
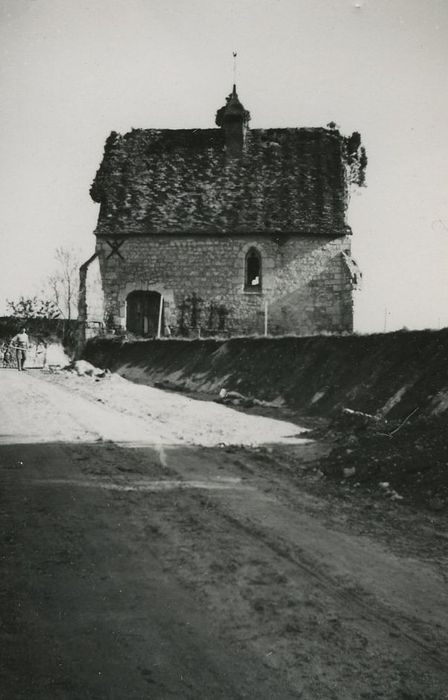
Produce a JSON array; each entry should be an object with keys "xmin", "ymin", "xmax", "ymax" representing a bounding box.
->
[{"xmin": 245, "ymin": 247, "xmax": 262, "ymax": 291}]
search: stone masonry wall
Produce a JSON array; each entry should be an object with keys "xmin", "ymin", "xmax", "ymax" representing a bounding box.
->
[{"xmin": 96, "ymin": 234, "xmax": 354, "ymax": 336}]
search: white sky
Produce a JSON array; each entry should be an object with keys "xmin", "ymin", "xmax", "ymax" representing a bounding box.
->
[{"xmin": 0, "ymin": 0, "xmax": 447, "ymax": 332}]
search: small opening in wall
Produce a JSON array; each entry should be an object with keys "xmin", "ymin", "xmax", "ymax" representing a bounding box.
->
[{"xmin": 245, "ymin": 248, "xmax": 262, "ymax": 291}]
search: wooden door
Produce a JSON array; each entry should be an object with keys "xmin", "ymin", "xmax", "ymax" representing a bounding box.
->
[{"xmin": 126, "ymin": 291, "xmax": 161, "ymax": 337}]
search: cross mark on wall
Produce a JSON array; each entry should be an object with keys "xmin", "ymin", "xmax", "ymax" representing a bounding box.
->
[{"xmin": 105, "ymin": 239, "xmax": 125, "ymax": 260}]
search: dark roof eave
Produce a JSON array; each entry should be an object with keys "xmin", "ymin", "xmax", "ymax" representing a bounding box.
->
[{"xmin": 94, "ymin": 226, "xmax": 352, "ymax": 238}]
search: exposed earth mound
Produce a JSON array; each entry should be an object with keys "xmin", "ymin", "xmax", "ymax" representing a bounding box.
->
[
  {"xmin": 84, "ymin": 329, "xmax": 448, "ymax": 509},
  {"xmin": 315, "ymin": 412, "xmax": 448, "ymax": 508},
  {"xmin": 85, "ymin": 328, "xmax": 448, "ymax": 420}
]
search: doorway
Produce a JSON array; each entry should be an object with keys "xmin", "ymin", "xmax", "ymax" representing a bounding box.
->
[{"xmin": 126, "ymin": 291, "xmax": 162, "ymax": 337}]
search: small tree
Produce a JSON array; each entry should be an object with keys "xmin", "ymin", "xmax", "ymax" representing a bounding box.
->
[{"xmin": 44, "ymin": 246, "xmax": 81, "ymax": 320}]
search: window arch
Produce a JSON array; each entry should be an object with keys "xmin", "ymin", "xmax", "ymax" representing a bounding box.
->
[{"xmin": 245, "ymin": 247, "xmax": 262, "ymax": 291}]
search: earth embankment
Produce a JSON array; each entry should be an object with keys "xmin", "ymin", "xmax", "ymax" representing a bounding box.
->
[{"xmin": 84, "ymin": 329, "xmax": 448, "ymax": 420}]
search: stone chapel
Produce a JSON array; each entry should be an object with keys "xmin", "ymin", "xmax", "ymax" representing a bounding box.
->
[{"xmin": 79, "ymin": 85, "xmax": 366, "ymax": 342}]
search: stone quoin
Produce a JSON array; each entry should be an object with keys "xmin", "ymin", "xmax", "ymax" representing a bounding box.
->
[{"xmin": 78, "ymin": 85, "xmax": 366, "ymax": 343}]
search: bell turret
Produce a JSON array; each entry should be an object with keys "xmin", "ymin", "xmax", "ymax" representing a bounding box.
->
[{"xmin": 215, "ymin": 85, "xmax": 250, "ymax": 157}]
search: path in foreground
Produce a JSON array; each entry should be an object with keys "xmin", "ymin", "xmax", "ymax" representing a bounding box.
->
[{"xmin": 1, "ymin": 369, "xmax": 447, "ymax": 699}]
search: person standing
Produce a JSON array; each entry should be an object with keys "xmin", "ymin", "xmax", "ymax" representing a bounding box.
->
[{"xmin": 11, "ymin": 328, "xmax": 29, "ymax": 371}]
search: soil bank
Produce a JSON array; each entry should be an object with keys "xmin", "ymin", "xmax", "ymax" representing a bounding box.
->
[{"xmin": 84, "ymin": 328, "xmax": 448, "ymax": 420}]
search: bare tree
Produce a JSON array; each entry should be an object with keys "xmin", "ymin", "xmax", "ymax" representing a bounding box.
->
[{"xmin": 44, "ymin": 246, "xmax": 81, "ymax": 320}]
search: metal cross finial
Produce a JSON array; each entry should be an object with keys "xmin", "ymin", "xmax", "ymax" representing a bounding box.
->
[{"xmin": 233, "ymin": 51, "xmax": 237, "ymax": 86}]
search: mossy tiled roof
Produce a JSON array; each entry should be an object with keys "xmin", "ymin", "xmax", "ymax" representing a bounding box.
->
[{"xmin": 91, "ymin": 127, "xmax": 366, "ymax": 236}]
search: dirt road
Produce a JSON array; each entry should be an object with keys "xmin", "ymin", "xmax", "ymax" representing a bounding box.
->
[{"xmin": 1, "ymin": 369, "xmax": 447, "ymax": 699}]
